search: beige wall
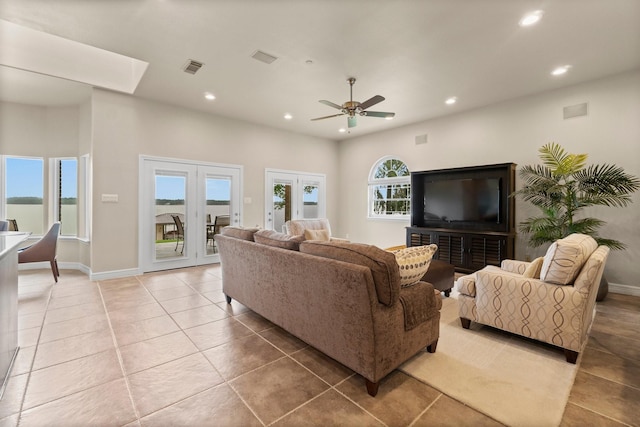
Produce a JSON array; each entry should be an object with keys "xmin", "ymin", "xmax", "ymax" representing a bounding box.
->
[
  {"xmin": 0, "ymin": 102, "xmax": 83, "ymax": 259},
  {"xmin": 89, "ymin": 89, "xmax": 339, "ymax": 273},
  {"xmin": 337, "ymin": 70, "xmax": 640, "ymax": 289}
]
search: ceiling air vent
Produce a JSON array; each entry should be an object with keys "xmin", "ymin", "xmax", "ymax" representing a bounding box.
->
[
  {"xmin": 251, "ymin": 50, "xmax": 278, "ymax": 64},
  {"xmin": 183, "ymin": 59, "xmax": 204, "ymax": 75}
]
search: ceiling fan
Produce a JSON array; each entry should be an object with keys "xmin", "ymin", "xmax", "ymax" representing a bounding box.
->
[{"xmin": 311, "ymin": 78, "xmax": 395, "ymax": 128}]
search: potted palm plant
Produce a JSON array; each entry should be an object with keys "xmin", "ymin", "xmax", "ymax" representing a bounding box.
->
[{"xmin": 514, "ymin": 142, "xmax": 640, "ymax": 299}]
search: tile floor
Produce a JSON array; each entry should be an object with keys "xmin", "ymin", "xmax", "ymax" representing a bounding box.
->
[{"xmin": 1, "ymin": 266, "xmax": 638, "ymax": 426}]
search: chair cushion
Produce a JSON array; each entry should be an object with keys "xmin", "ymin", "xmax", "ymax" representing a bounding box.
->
[
  {"xmin": 540, "ymin": 234, "xmax": 598, "ymax": 285},
  {"xmin": 300, "ymin": 240, "xmax": 400, "ymax": 306},
  {"xmin": 304, "ymin": 228, "xmax": 330, "ymax": 241},
  {"xmin": 523, "ymin": 257, "xmax": 544, "ymax": 279},
  {"xmin": 220, "ymin": 226, "xmax": 259, "ymax": 241},
  {"xmin": 391, "ymin": 244, "xmax": 438, "ymax": 287},
  {"xmin": 254, "ymin": 229, "xmax": 305, "ymax": 251}
]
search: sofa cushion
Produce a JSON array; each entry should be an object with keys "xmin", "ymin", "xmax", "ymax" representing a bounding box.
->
[
  {"xmin": 254, "ymin": 229, "xmax": 305, "ymax": 251},
  {"xmin": 540, "ymin": 234, "xmax": 598, "ymax": 285},
  {"xmin": 522, "ymin": 257, "xmax": 544, "ymax": 279},
  {"xmin": 300, "ymin": 241, "xmax": 400, "ymax": 306},
  {"xmin": 391, "ymin": 244, "xmax": 438, "ymax": 287},
  {"xmin": 220, "ymin": 226, "xmax": 259, "ymax": 241},
  {"xmin": 304, "ymin": 228, "xmax": 330, "ymax": 241}
]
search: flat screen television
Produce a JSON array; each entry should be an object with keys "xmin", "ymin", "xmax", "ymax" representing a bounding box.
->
[
  {"xmin": 410, "ymin": 163, "xmax": 515, "ymax": 232},
  {"xmin": 423, "ymin": 178, "xmax": 500, "ymax": 224}
]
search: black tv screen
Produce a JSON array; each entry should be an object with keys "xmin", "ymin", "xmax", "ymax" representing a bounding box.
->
[{"xmin": 423, "ymin": 178, "xmax": 500, "ymax": 224}]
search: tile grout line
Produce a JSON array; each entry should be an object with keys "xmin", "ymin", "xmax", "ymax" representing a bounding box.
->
[
  {"xmin": 565, "ymin": 400, "xmax": 634, "ymax": 427},
  {"xmin": 96, "ymin": 277, "xmax": 142, "ymax": 424},
  {"xmin": 15, "ymin": 279, "xmax": 56, "ymax": 424}
]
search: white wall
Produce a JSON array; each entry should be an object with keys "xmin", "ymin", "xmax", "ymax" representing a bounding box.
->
[
  {"xmin": 337, "ymin": 70, "xmax": 640, "ymax": 289},
  {"xmin": 90, "ymin": 89, "xmax": 339, "ymax": 273}
]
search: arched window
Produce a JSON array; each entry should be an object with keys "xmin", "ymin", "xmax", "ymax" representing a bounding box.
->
[{"xmin": 368, "ymin": 157, "xmax": 410, "ymax": 218}]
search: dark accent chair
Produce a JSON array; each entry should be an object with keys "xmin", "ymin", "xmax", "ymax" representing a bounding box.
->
[{"xmin": 18, "ymin": 222, "xmax": 61, "ymax": 283}]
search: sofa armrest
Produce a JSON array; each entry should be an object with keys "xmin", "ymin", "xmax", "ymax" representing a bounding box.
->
[{"xmin": 500, "ymin": 259, "xmax": 530, "ymax": 274}]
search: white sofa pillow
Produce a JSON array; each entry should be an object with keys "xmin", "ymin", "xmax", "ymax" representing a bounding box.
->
[{"xmin": 540, "ymin": 234, "xmax": 598, "ymax": 285}]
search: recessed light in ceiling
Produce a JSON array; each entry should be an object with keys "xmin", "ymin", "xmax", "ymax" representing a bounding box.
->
[
  {"xmin": 519, "ymin": 10, "xmax": 544, "ymax": 27},
  {"xmin": 204, "ymin": 92, "xmax": 216, "ymax": 100},
  {"xmin": 284, "ymin": 113, "xmax": 292, "ymax": 120},
  {"xmin": 338, "ymin": 128, "xmax": 346, "ymax": 133},
  {"xmin": 551, "ymin": 65, "xmax": 571, "ymax": 76},
  {"xmin": 445, "ymin": 97, "xmax": 457, "ymax": 105}
]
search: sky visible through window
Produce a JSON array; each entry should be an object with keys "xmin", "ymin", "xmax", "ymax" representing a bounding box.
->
[
  {"xmin": 6, "ymin": 158, "xmax": 44, "ymax": 198},
  {"xmin": 155, "ymin": 175, "xmax": 231, "ymax": 201}
]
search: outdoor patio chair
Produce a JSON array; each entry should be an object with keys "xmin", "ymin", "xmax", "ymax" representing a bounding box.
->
[{"xmin": 18, "ymin": 222, "xmax": 61, "ymax": 283}]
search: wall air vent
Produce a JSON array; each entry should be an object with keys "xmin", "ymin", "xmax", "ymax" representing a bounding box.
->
[
  {"xmin": 183, "ymin": 59, "xmax": 204, "ymax": 74},
  {"xmin": 563, "ymin": 102, "xmax": 588, "ymax": 119},
  {"xmin": 251, "ymin": 50, "xmax": 278, "ymax": 64}
]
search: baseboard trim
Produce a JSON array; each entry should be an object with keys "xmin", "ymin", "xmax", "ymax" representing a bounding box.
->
[
  {"xmin": 609, "ymin": 282, "xmax": 640, "ymax": 297},
  {"xmin": 90, "ymin": 268, "xmax": 141, "ymax": 281}
]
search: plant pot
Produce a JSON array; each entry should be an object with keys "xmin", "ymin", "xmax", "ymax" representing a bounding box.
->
[{"xmin": 596, "ymin": 275, "xmax": 609, "ymax": 302}]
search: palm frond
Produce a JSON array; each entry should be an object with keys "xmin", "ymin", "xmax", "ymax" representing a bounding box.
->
[{"xmin": 538, "ymin": 142, "xmax": 587, "ymax": 176}]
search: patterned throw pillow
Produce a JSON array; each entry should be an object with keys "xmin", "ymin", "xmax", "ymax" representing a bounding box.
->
[
  {"xmin": 522, "ymin": 257, "xmax": 544, "ymax": 279},
  {"xmin": 304, "ymin": 228, "xmax": 330, "ymax": 241},
  {"xmin": 540, "ymin": 234, "xmax": 598, "ymax": 285},
  {"xmin": 392, "ymin": 244, "xmax": 438, "ymax": 287}
]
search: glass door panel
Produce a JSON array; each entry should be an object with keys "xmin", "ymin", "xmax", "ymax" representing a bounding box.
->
[
  {"xmin": 301, "ymin": 180, "xmax": 319, "ymax": 219},
  {"xmin": 205, "ymin": 176, "xmax": 231, "ymax": 256},
  {"xmin": 272, "ymin": 179, "xmax": 294, "ymax": 232},
  {"xmin": 154, "ymin": 173, "xmax": 187, "ymax": 261}
]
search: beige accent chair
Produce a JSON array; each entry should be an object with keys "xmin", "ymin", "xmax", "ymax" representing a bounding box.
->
[
  {"xmin": 18, "ymin": 222, "xmax": 61, "ymax": 283},
  {"xmin": 457, "ymin": 233, "xmax": 609, "ymax": 363},
  {"xmin": 283, "ymin": 218, "xmax": 347, "ymax": 242}
]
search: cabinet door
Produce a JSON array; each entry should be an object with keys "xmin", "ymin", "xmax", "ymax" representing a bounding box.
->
[
  {"xmin": 434, "ymin": 233, "xmax": 464, "ymax": 268},
  {"xmin": 407, "ymin": 229, "xmax": 435, "ymax": 247},
  {"xmin": 467, "ymin": 235, "xmax": 505, "ymax": 271}
]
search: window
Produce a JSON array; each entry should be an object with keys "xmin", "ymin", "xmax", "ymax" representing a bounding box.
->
[
  {"xmin": 52, "ymin": 158, "xmax": 78, "ymax": 236},
  {"xmin": 368, "ymin": 157, "xmax": 410, "ymax": 218},
  {"xmin": 4, "ymin": 156, "xmax": 45, "ymax": 234}
]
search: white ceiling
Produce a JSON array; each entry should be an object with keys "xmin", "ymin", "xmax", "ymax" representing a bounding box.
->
[{"xmin": 1, "ymin": 0, "xmax": 639, "ymax": 141}]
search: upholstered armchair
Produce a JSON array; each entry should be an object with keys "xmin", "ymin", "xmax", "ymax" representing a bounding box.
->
[
  {"xmin": 456, "ymin": 233, "xmax": 610, "ymax": 363},
  {"xmin": 283, "ymin": 218, "xmax": 348, "ymax": 242}
]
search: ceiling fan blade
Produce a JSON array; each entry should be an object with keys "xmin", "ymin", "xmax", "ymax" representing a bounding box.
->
[
  {"xmin": 319, "ymin": 100, "xmax": 343, "ymax": 110},
  {"xmin": 359, "ymin": 95, "xmax": 385, "ymax": 110},
  {"xmin": 347, "ymin": 116, "xmax": 357, "ymax": 128},
  {"xmin": 311, "ymin": 113, "xmax": 344, "ymax": 121},
  {"xmin": 363, "ymin": 111, "xmax": 395, "ymax": 118}
]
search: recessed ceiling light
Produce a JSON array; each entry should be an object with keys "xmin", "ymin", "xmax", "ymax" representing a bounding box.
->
[
  {"xmin": 519, "ymin": 10, "xmax": 544, "ymax": 27},
  {"xmin": 551, "ymin": 65, "xmax": 571, "ymax": 76},
  {"xmin": 204, "ymin": 92, "xmax": 216, "ymax": 100},
  {"xmin": 445, "ymin": 97, "xmax": 457, "ymax": 105},
  {"xmin": 284, "ymin": 113, "xmax": 292, "ymax": 120},
  {"xmin": 338, "ymin": 128, "xmax": 346, "ymax": 133},
  {"xmin": 385, "ymin": 116, "xmax": 394, "ymax": 120}
]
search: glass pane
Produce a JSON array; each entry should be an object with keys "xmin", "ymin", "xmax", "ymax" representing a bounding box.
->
[
  {"xmin": 59, "ymin": 159, "xmax": 78, "ymax": 236},
  {"xmin": 206, "ymin": 177, "xmax": 231, "ymax": 255},
  {"xmin": 272, "ymin": 180, "xmax": 292, "ymax": 232},
  {"xmin": 372, "ymin": 183, "xmax": 410, "ymax": 215},
  {"xmin": 302, "ymin": 182, "xmax": 319, "ymax": 219},
  {"xmin": 154, "ymin": 174, "xmax": 186, "ymax": 260},
  {"xmin": 5, "ymin": 157, "xmax": 44, "ymax": 234}
]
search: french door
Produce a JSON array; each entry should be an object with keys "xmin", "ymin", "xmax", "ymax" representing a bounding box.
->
[
  {"xmin": 264, "ymin": 169, "xmax": 325, "ymax": 232},
  {"xmin": 140, "ymin": 157, "xmax": 242, "ymax": 272}
]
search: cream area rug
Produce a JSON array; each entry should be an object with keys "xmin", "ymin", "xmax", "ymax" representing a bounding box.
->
[{"xmin": 400, "ymin": 291, "xmax": 579, "ymax": 427}]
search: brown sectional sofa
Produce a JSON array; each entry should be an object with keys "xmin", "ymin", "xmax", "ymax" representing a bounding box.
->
[{"xmin": 215, "ymin": 228, "xmax": 442, "ymax": 396}]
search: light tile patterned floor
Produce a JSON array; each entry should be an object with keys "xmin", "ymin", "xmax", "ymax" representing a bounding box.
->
[{"xmin": 1, "ymin": 266, "xmax": 638, "ymax": 426}]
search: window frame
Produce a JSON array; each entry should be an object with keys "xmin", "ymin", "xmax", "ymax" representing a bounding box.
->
[
  {"xmin": 50, "ymin": 157, "xmax": 79, "ymax": 237},
  {"xmin": 367, "ymin": 156, "xmax": 411, "ymax": 220}
]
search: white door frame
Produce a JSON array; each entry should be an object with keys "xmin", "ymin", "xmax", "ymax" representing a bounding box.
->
[
  {"xmin": 264, "ymin": 168, "xmax": 326, "ymax": 231},
  {"xmin": 139, "ymin": 156, "xmax": 242, "ymax": 272}
]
